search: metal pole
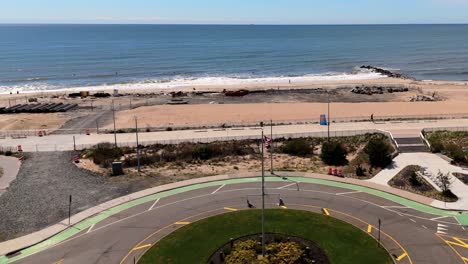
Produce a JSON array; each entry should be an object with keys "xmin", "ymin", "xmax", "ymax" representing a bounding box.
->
[
  {"xmin": 96, "ymin": 120, "xmax": 99, "ymax": 134},
  {"xmin": 261, "ymin": 126, "xmax": 265, "ymax": 257},
  {"xmin": 112, "ymin": 100, "xmax": 117, "ymax": 148},
  {"xmin": 135, "ymin": 116, "xmax": 141, "ymax": 173},
  {"xmin": 270, "ymin": 120, "xmax": 273, "ymax": 174},
  {"xmin": 327, "ymin": 91, "xmax": 330, "ymax": 141},
  {"xmin": 68, "ymin": 195, "xmax": 72, "ymax": 226},
  {"xmin": 73, "ymin": 136, "xmax": 76, "ymax": 151}
]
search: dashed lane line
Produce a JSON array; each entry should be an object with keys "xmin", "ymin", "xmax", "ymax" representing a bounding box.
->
[
  {"xmin": 396, "ymin": 252, "xmax": 408, "ymax": 261},
  {"xmin": 211, "ymin": 184, "xmax": 226, "ymax": 194},
  {"xmin": 277, "ymin": 183, "xmax": 296, "ymax": 189},
  {"xmin": 174, "ymin": 222, "xmax": 191, "ymax": 225},
  {"xmin": 336, "ymin": 191, "xmax": 361, "ymax": 195},
  {"xmin": 409, "ymin": 219, "xmax": 416, "ymax": 223},
  {"xmin": 224, "ymin": 207, "xmax": 238, "ymax": 212},
  {"xmin": 148, "ymin": 198, "xmax": 160, "ymax": 211},
  {"xmin": 132, "ymin": 244, "xmax": 151, "ymax": 251},
  {"xmin": 322, "ymin": 208, "xmax": 330, "ymax": 216},
  {"xmin": 422, "ymin": 225, "xmax": 428, "ymax": 229},
  {"xmin": 431, "ymin": 215, "xmax": 450, "ymax": 221},
  {"xmin": 86, "ymin": 224, "xmax": 95, "ymax": 234}
]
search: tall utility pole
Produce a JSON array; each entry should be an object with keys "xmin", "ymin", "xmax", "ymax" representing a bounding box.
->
[
  {"xmin": 135, "ymin": 116, "xmax": 141, "ymax": 173},
  {"xmin": 270, "ymin": 120, "xmax": 273, "ymax": 174},
  {"xmin": 112, "ymin": 100, "xmax": 117, "ymax": 148},
  {"xmin": 261, "ymin": 124, "xmax": 266, "ymax": 257},
  {"xmin": 327, "ymin": 91, "xmax": 331, "ymax": 141}
]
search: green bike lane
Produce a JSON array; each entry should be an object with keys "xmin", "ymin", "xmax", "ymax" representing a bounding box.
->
[{"xmin": 1, "ymin": 176, "xmax": 467, "ymax": 264}]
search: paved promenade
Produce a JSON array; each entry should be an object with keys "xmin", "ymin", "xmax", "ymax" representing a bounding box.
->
[{"xmin": 0, "ymin": 118, "xmax": 467, "ymax": 152}]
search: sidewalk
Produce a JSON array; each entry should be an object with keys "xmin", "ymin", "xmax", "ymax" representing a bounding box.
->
[
  {"xmin": 1, "ymin": 171, "xmax": 467, "ymax": 260},
  {"xmin": 368, "ymin": 153, "xmax": 468, "ymax": 210},
  {"xmin": 0, "ymin": 156, "xmax": 21, "ymax": 196},
  {"xmin": 0, "ymin": 118, "xmax": 467, "ymax": 152}
]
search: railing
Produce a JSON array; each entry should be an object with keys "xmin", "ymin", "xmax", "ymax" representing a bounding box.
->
[{"xmin": 6, "ymin": 129, "xmax": 385, "ymax": 152}]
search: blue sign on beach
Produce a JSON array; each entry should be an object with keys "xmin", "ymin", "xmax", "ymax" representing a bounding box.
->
[{"xmin": 320, "ymin": 114, "xmax": 327, "ymax": 126}]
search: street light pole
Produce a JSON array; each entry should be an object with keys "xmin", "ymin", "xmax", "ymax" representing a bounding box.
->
[
  {"xmin": 261, "ymin": 125, "xmax": 266, "ymax": 257},
  {"xmin": 327, "ymin": 91, "xmax": 330, "ymax": 141},
  {"xmin": 112, "ymin": 100, "xmax": 117, "ymax": 148},
  {"xmin": 270, "ymin": 119, "xmax": 273, "ymax": 175},
  {"xmin": 135, "ymin": 116, "xmax": 141, "ymax": 173}
]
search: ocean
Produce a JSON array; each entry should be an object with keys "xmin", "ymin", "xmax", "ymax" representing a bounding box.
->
[{"xmin": 1, "ymin": 24, "xmax": 468, "ymax": 93}]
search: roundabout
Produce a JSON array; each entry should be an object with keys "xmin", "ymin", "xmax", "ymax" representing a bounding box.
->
[
  {"xmin": 138, "ymin": 209, "xmax": 392, "ymax": 264},
  {"xmin": 3, "ymin": 176, "xmax": 468, "ymax": 264}
]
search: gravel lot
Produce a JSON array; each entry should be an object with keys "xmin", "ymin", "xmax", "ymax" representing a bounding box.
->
[{"xmin": 0, "ymin": 152, "xmax": 132, "ymax": 241}]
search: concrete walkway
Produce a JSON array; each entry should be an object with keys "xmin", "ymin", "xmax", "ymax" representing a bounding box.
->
[
  {"xmin": 0, "ymin": 118, "xmax": 467, "ymax": 152},
  {"xmin": 368, "ymin": 153, "xmax": 468, "ymax": 210},
  {"xmin": 0, "ymin": 156, "xmax": 21, "ymax": 196}
]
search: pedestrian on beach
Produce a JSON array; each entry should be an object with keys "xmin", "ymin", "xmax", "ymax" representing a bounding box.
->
[{"xmin": 371, "ymin": 113, "xmax": 374, "ymax": 123}]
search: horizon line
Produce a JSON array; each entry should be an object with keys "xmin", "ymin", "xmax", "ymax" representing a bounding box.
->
[{"xmin": 1, "ymin": 22, "xmax": 468, "ymax": 26}]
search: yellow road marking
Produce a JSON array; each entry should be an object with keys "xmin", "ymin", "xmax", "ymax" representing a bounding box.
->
[
  {"xmin": 367, "ymin": 225, "xmax": 372, "ymax": 233},
  {"xmin": 322, "ymin": 208, "xmax": 330, "ymax": 216},
  {"xmin": 436, "ymin": 234, "xmax": 468, "ymax": 264},
  {"xmin": 224, "ymin": 207, "xmax": 238, "ymax": 211},
  {"xmin": 132, "ymin": 244, "xmax": 152, "ymax": 251},
  {"xmin": 175, "ymin": 221, "xmax": 191, "ymax": 225},
  {"xmin": 396, "ymin": 252, "xmax": 408, "ymax": 261},
  {"xmin": 52, "ymin": 259, "xmax": 63, "ymax": 264}
]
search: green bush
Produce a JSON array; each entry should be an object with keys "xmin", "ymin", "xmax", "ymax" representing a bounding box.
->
[
  {"xmin": 92, "ymin": 143, "xmax": 124, "ymax": 167},
  {"xmin": 320, "ymin": 141, "xmax": 348, "ymax": 166},
  {"xmin": 355, "ymin": 165, "xmax": 366, "ymax": 177},
  {"xmin": 430, "ymin": 140, "xmax": 444, "ymax": 153},
  {"xmin": 364, "ymin": 137, "xmax": 392, "ymax": 168},
  {"xmin": 445, "ymin": 143, "xmax": 466, "ymax": 163},
  {"xmin": 193, "ymin": 144, "xmax": 213, "ymax": 160},
  {"xmin": 281, "ymin": 139, "xmax": 312, "ymax": 157},
  {"xmin": 5, "ymin": 151, "xmax": 12, "ymax": 156}
]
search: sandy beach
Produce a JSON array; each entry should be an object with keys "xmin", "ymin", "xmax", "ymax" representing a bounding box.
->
[{"xmin": 0, "ymin": 77, "xmax": 467, "ymax": 131}]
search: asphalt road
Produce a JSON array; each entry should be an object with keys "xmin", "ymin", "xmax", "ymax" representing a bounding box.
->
[{"xmin": 9, "ymin": 180, "xmax": 468, "ymax": 264}]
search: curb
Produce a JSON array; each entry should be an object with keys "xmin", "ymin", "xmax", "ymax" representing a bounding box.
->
[{"xmin": 0, "ymin": 171, "xmax": 466, "ymax": 259}]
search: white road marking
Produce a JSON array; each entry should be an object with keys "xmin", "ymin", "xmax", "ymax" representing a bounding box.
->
[
  {"xmin": 462, "ymin": 226, "xmax": 465, "ymax": 231},
  {"xmin": 430, "ymin": 215, "xmax": 450, "ymax": 221},
  {"xmin": 211, "ymin": 184, "xmax": 226, "ymax": 194},
  {"xmin": 336, "ymin": 191, "xmax": 361, "ymax": 195},
  {"xmin": 382, "ymin": 206, "xmax": 410, "ymax": 209},
  {"xmin": 148, "ymin": 198, "xmax": 160, "ymax": 211},
  {"xmin": 86, "ymin": 224, "xmax": 95, "ymax": 234},
  {"xmin": 409, "ymin": 218, "xmax": 416, "ymax": 223},
  {"xmin": 396, "ymin": 213, "xmax": 404, "ymax": 217},
  {"xmin": 278, "ymin": 183, "xmax": 297, "ymax": 189},
  {"xmin": 437, "ymin": 223, "xmax": 448, "ymax": 234},
  {"xmin": 422, "ymin": 225, "xmax": 428, "ymax": 229}
]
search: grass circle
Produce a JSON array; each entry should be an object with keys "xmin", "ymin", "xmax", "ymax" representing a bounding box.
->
[{"xmin": 139, "ymin": 209, "xmax": 393, "ymax": 264}]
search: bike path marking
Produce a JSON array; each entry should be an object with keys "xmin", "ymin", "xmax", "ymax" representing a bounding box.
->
[{"xmin": 2, "ymin": 176, "xmax": 467, "ymax": 264}]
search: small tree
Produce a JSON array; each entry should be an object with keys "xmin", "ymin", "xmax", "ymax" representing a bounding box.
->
[
  {"xmin": 364, "ymin": 137, "xmax": 392, "ymax": 168},
  {"xmin": 436, "ymin": 170, "xmax": 454, "ymax": 193},
  {"xmin": 281, "ymin": 139, "xmax": 312, "ymax": 157},
  {"xmin": 320, "ymin": 141, "xmax": 348, "ymax": 166}
]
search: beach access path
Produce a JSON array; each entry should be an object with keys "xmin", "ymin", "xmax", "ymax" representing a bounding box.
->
[
  {"xmin": 0, "ymin": 156, "xmax": 21, "ymax": 197},
  {"xmin": 0, "ymin": 118, "xmax": 467, "ymax": 152}
]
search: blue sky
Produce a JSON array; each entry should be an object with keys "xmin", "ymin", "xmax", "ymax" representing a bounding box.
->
[{"xmin": 1, "ymin": 0, "xmax": 468, "ymax": 24}]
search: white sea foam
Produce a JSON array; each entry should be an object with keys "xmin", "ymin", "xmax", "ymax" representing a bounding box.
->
[{"xmin": 0, "ymin": 71, "xmax": 386, "ymax": 95}]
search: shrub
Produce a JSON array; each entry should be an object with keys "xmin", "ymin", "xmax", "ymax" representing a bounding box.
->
[
  {"xmin": 281, "ymin": 139, "xmax": 312, "ymax": 157},
  {"xmin": 193, "ymin": 144, "xmax": 213, "ymax": 160},
  {"xmin": 92, "ymin": 144, "xmax": 124, "ymax": 167},
  {"xmin": 445, "ymin": 143, "xmax": 466, "ymax": 163},
  {"xmin": 430, "ymin": 140, "xmax": 444, "ymax": 153},
  {"xmin": 5, "ymin": 151, "xmax": 12, "ymax": 156},
  {"xmin": 320, "ymin": 141, "xmax": 348, "ymax": 166},
  {"xmin": 409, "ymin": 172, "xmax": 422, "ymax": 187},
  {"xmin": 355, "ymin": 165, "xmax": 366, "ymax": 177},
  {"xmin": 365, "ymin": 137, "xmax": 392, "ymax": 168}
]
